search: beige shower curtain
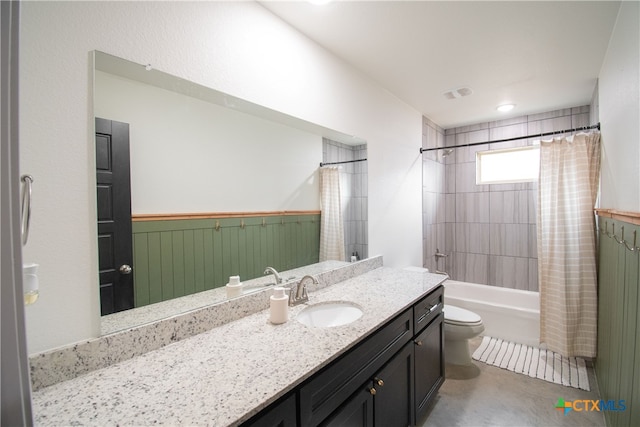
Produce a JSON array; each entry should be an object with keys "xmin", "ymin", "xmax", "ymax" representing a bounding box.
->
[
  {"xmin": 537, "ymin": 131, "xmax": 601, "ymax": 358},
  {"xmin": 319, "ymin": 167, "xmax": 345, "ymax": 262}
]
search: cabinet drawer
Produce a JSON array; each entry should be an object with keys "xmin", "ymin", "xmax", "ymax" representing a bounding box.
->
[
  {"xmin": 299, "ymin": 309, "xmax": 413, "ymax": 427},
  {"xmin": 413, "ymin": 285, "xmax": 443, "ymax": 334}
]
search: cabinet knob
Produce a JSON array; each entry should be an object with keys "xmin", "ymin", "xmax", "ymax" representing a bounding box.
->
[
  {"xmin": 369, "ymin": 387, "xmax": 377, "ymax": 396},
  {"xmin": 374, "ymin": 377, "xmax": 384, "ymax": 387},
  {"xmin": 414, "ymin": 340, "xmax": 423, "ymax": 346}
]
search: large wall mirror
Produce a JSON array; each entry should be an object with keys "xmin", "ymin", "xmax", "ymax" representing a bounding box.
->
[{"xmin": 93, "ymin": 51, "xmax": 368, "ymax": 334}]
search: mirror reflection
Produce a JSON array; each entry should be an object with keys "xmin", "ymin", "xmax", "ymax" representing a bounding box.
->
[{"xmin": 93, "ymin": 52, "xmax": 368, "ymax": 333}]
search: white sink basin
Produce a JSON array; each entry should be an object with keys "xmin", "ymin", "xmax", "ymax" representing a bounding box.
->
[{"xmin": 296, "ymin": 301, "xmax": 363, "ymax": 328}]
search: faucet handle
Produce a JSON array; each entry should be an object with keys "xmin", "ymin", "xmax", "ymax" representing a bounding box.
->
[
  {"xmin": 288, "ymin": 284, "xmax": 298, "ymax": 306},
  {"xmin": 288, "ymin": 277, "xmax": 312, "ymax": 306}
]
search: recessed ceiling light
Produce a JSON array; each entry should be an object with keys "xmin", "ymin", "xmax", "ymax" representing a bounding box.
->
[
  {"xmin": 497, "ymin": 104, "xmax": 515, "ymax": 112},
  {"xmin": 308, "ymin": 0, "xmax": 332, "ymax": 4}
]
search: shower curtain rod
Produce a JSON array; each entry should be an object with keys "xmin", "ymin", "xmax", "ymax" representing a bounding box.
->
[
  {"xmin": 320, "ymin": 158, "xmax": 367, "ymax": 167},
  {"xmin": 419, "ymin": 122, "xmax": 600, "ymax": 154}
]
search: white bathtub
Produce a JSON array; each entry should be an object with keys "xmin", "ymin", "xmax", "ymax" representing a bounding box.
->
[{"xmin": 443, "ymin": 280, "xmax": 540, "ymax": 347}]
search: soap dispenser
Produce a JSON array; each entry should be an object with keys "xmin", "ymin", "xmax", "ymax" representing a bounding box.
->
[
  {"xmin": 23, "ymin": 263, "xmax": 39, "ymax": 305},
  {"xmin": 270, "ymin": 287, "xmax": 288, "ymax": 324},
  {"xmin": 225, "ymin": 275, "xmax": 243, "ymax": 298}
]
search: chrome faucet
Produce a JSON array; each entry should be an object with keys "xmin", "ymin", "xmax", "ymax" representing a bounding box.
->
[
  {"xmin": 264, "ymin": 267, "xmax": 282, "ymax": 284},
  {"xmin": 289, "ymin": 275, "xmax": 317, "ymax": 306}
]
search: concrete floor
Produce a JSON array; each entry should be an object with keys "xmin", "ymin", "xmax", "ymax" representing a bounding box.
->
[{"xmin": 420, "ymin": 337, "xmax": 606, "ymax": 427}]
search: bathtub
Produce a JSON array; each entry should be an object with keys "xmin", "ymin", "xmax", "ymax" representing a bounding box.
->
[{"xmin": 443, "ymin": 280, "xmax": 540, "ymax": 347}]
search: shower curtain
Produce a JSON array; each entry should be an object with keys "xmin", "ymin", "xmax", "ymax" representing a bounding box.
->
[
  {"xmin": 319, "ymin": 167, "xmax": 345, "ymax": 262},
  {"xmin": 537, "ymin": 131, "xmax": 601, "ymax": 358}
]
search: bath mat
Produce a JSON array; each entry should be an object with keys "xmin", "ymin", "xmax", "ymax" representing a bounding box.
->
[{"xmin": 472, "ymin": 336, "xmax": 590, "ymax": 391}]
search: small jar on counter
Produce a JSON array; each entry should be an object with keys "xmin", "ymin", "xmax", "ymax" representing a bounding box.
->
[{"xmin": 270, "ymin": 287, "xmax": 288, "ymax": 324}]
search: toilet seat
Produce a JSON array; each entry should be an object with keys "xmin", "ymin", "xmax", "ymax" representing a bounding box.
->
[{"xmin": 444, "ymin": 305, "xmax": 483, "ymax": 326}]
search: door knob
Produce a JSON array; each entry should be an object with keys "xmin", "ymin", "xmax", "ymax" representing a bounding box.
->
[{"xmin": 119, "ymin": 264, "xmax": 132, "ymax": 274}]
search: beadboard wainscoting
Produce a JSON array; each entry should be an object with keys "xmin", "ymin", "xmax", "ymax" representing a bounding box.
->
[
  {"xmin": 132, "ymin": 212, "xmax": 320, "ymax": 307},
  {"xmin": 595, "ymin": 210, "xmax": 640, "ymax": 427}
]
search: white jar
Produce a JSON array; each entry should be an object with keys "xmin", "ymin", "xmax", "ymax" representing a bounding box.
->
[
  {"xmin": 270, "ymin": 287, "xmax": 288, "ymax": 324},
  {"xmin": 225, "ymin": 275, "xmax": 243, "ymax": 298}
]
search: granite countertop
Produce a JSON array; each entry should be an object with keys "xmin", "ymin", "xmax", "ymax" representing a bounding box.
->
[{"xmin": 31, "ymin": 267, "xmax": 446, "ymax": 426}]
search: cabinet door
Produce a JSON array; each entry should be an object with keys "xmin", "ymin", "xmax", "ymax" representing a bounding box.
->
[
  {"xmin": 241, "ymin": 393, "xmax": 297, "ymax": 427},
  {"xmin": 373, "ymin": 342, "xmax": 414, "ymax": 427},
  {"xmin": 321, "ymin": 387, "xmax": 374, "ymax": 427},
  {"xmin": 414, "ymin": 312, "xmax": 445, "ymax": 424}
]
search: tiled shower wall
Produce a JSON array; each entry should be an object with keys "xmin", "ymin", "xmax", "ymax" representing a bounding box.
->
[
  {"xmin": 323, "ymin": 139, "xmax": 368, "ymax": 261},
  {"xmin": 422, "ymin": 106, "xmax": 591, "ymax": 291}
]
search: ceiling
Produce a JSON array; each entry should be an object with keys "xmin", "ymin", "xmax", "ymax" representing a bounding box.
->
[{"xmin": 260, "ymin": 1, "xmax": 621, "ymax": 129}]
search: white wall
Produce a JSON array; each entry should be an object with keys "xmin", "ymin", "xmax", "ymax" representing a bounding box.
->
[
  {"xmin": 95, "ymin": 71, "xmax": 322, "ymax": 214},
  {"xmin": 598, "ymin": 1, "xmax": 640, "ymax": 211},
  {"xmin": 20, "ymin": 2, "xmax": 423, "ymax": 353}
]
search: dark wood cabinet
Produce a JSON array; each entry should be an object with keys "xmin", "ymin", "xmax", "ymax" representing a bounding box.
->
[
  {"xmin": 414, "ymin": 312, "xmax": 445, "ymax": 424},
  {"xmin": 242, "ymin": 284, "xmax": 445, "ymax": 427},
  {"xmin": 323, "ymin": 340, "xmax": 414, "ymax": 427},
  {"xmin": 299, "ymin": 310, "xmax": 413, "ymax": 426}
]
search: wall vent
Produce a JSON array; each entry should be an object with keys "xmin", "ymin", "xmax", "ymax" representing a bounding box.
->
[{"xmin": 443, "ymin": 87, "xmax": 474, "ymax": 100}]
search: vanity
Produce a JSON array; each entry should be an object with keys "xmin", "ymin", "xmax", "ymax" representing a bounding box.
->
[
  {"xmin": 246, "ymin": 282, "xmax": 444, "ymax": 427},
  {"xmin": 31, "ymin": 264, "xmax": 446, "ymax": 426}
]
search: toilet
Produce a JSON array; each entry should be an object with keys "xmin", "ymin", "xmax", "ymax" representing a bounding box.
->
[
  {"xmin": 443, "ymin": 305, "xmax": 485, "ymax": 366},
  {"xmin": 402, "ymin": 266, "xmax": 484, "ymax": 366}
]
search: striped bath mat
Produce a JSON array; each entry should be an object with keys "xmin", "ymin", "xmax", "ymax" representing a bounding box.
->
[{"xmin": 472, "ymin": 336, "xmax": 590, "ymax": 391}]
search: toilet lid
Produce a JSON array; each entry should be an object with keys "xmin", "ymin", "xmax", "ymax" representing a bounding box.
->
[{"xmin": 444, "ymin": 305, "xmax": 483, "ymax": 326}]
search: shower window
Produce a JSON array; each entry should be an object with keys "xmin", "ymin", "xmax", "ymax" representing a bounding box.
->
[{"xmin": 476, "ymin": 146, "xmax": 539, "ymax": 185}]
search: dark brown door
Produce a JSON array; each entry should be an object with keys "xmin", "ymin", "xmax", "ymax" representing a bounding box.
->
[{"xmin": 95, "ymin": 117, "xmax": 134, "ymax": 315}]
